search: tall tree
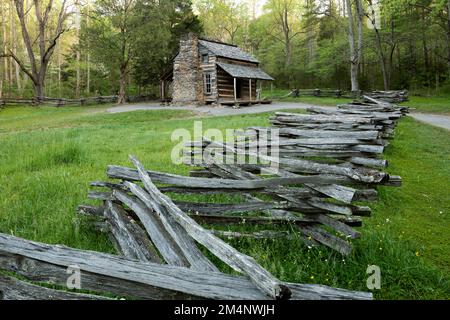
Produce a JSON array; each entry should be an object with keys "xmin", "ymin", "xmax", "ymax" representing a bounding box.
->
[
  {"xmin": 366, "ymin": 0, "xmax": 386, "ymax": 89},
  {"xmin": 1, "ymin": 0, "xmax": 70, "ymax": 99},
  {"xmin": 86, "ymin": 0, "xmax": 91, "ymax": 95},
  {"xmin": 85, "ymin": 0, "xmax": 138, "ymax": 104},
  {"xmin": 447, "ymin": 0, "xmax": 450, "ymax": 78},
  {"xmin": 266, "ymin": 0, "xmax": 302, "ymax": 68},
  {"xmin": 10, "ymin": 0, "xmax": 22, "ymax": 94},
  {"xmin": 345, "ymin": 0, "xmax": 363, "ymax": 92},
  {"xmin": 195, "ymin": 0, "xmax": 247, "ymax": 44},
  {"xmin": 1, "ymin": 1, "xmax": 9, "ymax": 97},
  {"xmin": 75, "ymin": 0, "xmax": 81, "ymax": 98},
  {"xmin": 132, "ymin": 0, "xmax": 202, "ymax": 88}
]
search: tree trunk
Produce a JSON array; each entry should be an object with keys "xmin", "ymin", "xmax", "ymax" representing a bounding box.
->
[
  {"xmin": 356, "ymin": 0, "xmax": 363, "ymax": 76},
  {"xmin": 8, "ymin": 2, "xmax": 14, "ymax": 94},
  {"xmin": 118, "ymin": 64, "xmax": 127, "ymax": 104},
  {"xmin": 35, "ymin": 83, "xmax": 44, "ymax": 100},
  {"xmin": 86, "ymin": 0, "xmax": 91, "ymax": 95},
  {"xmin": 387, "ymin": 18, "xmax": 396, "ymax": 89},
  {"xmin": 373, "ymin": 27, "xmax": 389, "ymax": 90},
  {"xmin": 57, "ymin": 41, "xmax": 61, "ymax": 97},
  {"xmin": 447, "ymin": 0, "xmax": 450, "ymax": 78},
  {"xmin": 34, "ymin": 59, "xmax": 49, "ymax": 100},
  {"xmin": 76, "ymin": 51, "xmax": 80, "ymax": 98},
  {"xmin": 285, "ymin": 36, "xmax": 292, "ymax": 86},
  {"xmin": 0, "ymin": 3, "xmax": 4, "ymax": 98},
  {"xmin": 11, "ymin": 1, "xmax": 21, "ymax": 94},
  {"xmin": 388, "ymin": 45, "xmax": 395, "ymax": 89},
  {"xmin": 367, "ymin": 2, "xmax": 389, "ymax": 90},
  {"xmin": 75, "ymin": 0, "xmax": 81, "ymax": 98},
  {"xmin": 345, "ymin": 0, "xmax": 359, "ymax": 92},
  {"xmin": 306, "ymin": 0, "xmax": 315, "ymax": 63},
  {"xmin": 422, "ymin": 37, "xmax": 429, "ymax": 76},
  {"xmin": 2, "ymin": 2, "xmax": 9, "ymax": 97},
  {"xmin": 282, "ymin": 5, "xmax": 292, "ymax": 68},
  {"xmin": 285, "ymin": 37, "xmax": 291, "ymax": 67},
  {"xmin": 10, "ymin": 0, "xmax": 68, "ymax": 102}
]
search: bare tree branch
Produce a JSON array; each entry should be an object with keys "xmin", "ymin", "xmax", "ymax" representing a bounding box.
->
[{"xmin": 0, "ymin": 50, "xmax": 35, "ymax": 81}]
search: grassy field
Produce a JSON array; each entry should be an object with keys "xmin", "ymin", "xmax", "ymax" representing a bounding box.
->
[
  {"xmin": 0, "ymin": 105, "xmax": 449, "ymax": 299},
  {"xmin": 263, "ymin": 88, "xmax": 450, "ymax": 114},
  {"xmin": 402, "ymin": 96, "xmax": 450, "ymax": 114},
  {"xmin": 262, "ymin": 88, "xmax": 353, "ymax": 106}
]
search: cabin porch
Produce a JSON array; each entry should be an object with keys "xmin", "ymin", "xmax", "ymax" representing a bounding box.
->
[{"xmin": 216, "ymin": 62, "xmax": 273, "ymax": 106}]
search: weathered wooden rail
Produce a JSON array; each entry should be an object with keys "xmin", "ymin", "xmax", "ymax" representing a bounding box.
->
[
  {"xmin": 183, "ymin": 96, "xmax": 407, "ymax": 256},
  {"xmin": 283, "ymin": 88, "xmax": 354, "ymax": 98},
  {"xmin": 277, "ymin": 89, "xmax": 408, "ymax": 103},
  {"xmin": 0, "ymin": 232, "xmax": 372, "ymax": 300},
  {"xmin": 0, "ymin": 155, "xmax": 373, "ymax": 300},
  {"xmin": 0, "ymin": 95, "xmax": 154, "ymax": 107}
]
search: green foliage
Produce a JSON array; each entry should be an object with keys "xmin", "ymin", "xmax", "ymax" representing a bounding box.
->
[
  {"xmin": 402, "ymin": 95, "xmax": 450, "ymax": 114},
  {"xmin": 132, "ymin": 0, "xmax": 202, "ymax": 87},
  {"xmin": 74, "ymin": 0, "xmax": 202, "ymax": 98},
  {"xmin": 2, "ymin": 0, "xmax": 450, "ymax": 98},
  {"xmin": 193, "ymin": 0, "xmax": 450, "ymax": 91},
  {"xmin": 195, "ymin": 0, "xmax": 248, "ymax": 44}
]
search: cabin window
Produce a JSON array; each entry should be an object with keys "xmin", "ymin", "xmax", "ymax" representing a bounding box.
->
[
  {"xmin": 202, "ymin": 54, "xmax": 209, "ymax": 63},
  {"xmin": 204, "ymin": 73, "xmax": 212, "ymax": 95}
]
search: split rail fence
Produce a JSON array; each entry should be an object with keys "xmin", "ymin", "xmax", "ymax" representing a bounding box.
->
[
  {"xmin": 0, "ymin": 95, "xmax": 154, "ymax": 107},
  {"xmin": 0, "ymin": 155, "xmax": 373, "ymax": 300},
  {"xmin": 277, "ymin": 89, "xmax": 408, "ymax": 103},
  {"xmin": 0, "ymin": 94, "xmax": 407, "ymax": 300},
  {"xmin": 183, "ymin": 95, "xmax": 407, "ymax": 255}
]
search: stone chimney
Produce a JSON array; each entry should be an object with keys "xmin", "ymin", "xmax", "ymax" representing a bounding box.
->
[{"xmin": 172, "ymin": 33, "xmax": 203, "ymax": 104}]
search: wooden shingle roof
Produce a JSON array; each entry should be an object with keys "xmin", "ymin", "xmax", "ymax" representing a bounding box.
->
[
  {"xmin": 217, "ymin": 62, "xmax": 274, "ymax": 81},
  {"xmin": 199, "ymin": 39, "xmax": 259, "ymax": 63}
]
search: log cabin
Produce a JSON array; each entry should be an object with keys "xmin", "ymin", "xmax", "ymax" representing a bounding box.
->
[{"xmin": 160, "ymin": 33, "xmax": 274, "ymax": 106}]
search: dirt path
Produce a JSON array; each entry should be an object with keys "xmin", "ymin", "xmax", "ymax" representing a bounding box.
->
[
  {"xmin": 107, "ymin": 102, "xmax": 450, "ymax": 130},
  {"xmin": 107, "ymin": 101, "xmax": 329, "ymax": 116},
  {"xmin": 408, "ymin": 113, "xmax": 450, "ymax": 130}
]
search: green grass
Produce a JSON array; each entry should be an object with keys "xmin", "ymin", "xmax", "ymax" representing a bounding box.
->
[
  {"xmin": 0, "ymin": 106, "xmax": 449, "ymax": 299},
  {"xmin": 262, "ymin": 88, "xmax": 353, "ymax": 106},
  {"xmin": 370, "ymin": 118, "xmax": 450, "ymax": 270},
  {"xmin": 265, "ymin": 88, "xmax": 450, "ymax": 114},
  {"xmin": 403, "ymin": 96, "xmax": 450, "ymax": 114},
  {"xmin": 0, "ymin": 105, "xmax": 111, "ymax": 133}
]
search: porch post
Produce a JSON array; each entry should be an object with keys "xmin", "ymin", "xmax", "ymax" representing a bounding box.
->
[
  {"xmin": 259, "ymin": 80, "xmax": 262, "ymax": 100},
  {"xmin": 234, "ymin": 77, "xmax": 237, "ymax": 102},
  {"xmin": 249, "ymin": 79, "xmax": 252, "ymax": 101}
]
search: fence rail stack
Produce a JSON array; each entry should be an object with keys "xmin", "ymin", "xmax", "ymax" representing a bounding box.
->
[
  {"xmin": 0, "ymin": 155, "xmax": 373, "ymax": 300},
  {"xmin": 277, "ymin": 89, "xmax": 408, "ymax": 102},
  {"xmin": 184, "ymin": 96, "xmax": 408, "ymax": 256},
  {"xmin": 0, "ymin": 95, "xmax": 154, "ymax": 107},
  {"xmin": 0, "ymin": 94, "xmax": 409, "ymax": 300}
]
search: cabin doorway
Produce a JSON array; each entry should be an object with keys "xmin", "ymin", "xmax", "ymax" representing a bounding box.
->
[{"xmin": 235, "ymin": 79, "xmax": 242, "ymax": 99}]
